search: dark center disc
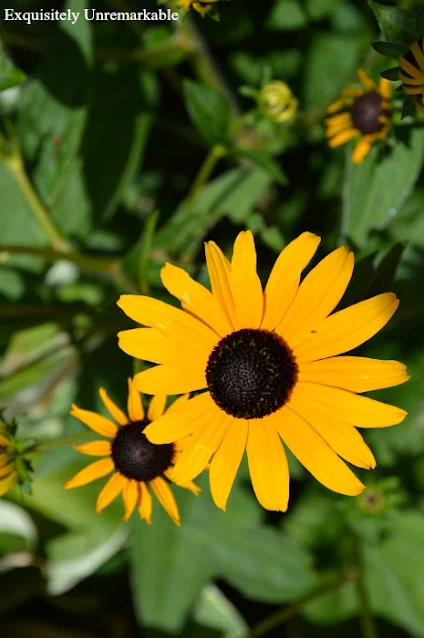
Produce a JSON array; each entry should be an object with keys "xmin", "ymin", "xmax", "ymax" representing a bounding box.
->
[
  {"xmin": 350, "ymin": 92, "xmax": 387, "ymax": 135},
  {"xmin": 206, "ymin": 328, "xmax": 298, "ymax": 419},
  {"xmin": 111, "ymin": 420, "xmax": 174, "ymax": 482}
]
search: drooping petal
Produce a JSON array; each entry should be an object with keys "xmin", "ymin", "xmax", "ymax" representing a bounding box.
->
[
  {"xmin": 294, "ymin": 293, "xmax": 399, "ymax": 362},
  {"xmin": 209, "ymin": 419, "xmax": 248, "ymax": 511},
  {"xmin": 0, "ymin": 462, "xmax": 14, "ymax": 479},
  {"xmin": 127, "ymin": 378, "xmax": 144, "ymax": 422},
  {"xmin": 290, "ymin": 382, "xmax": 407, "ymax": 427},
  {"xmin": 378, "ymin": 77, "xmax": 392, "ymax": 99},
  {"xmin": 148, "ymin": 394, "xmax": 167, "ymax": 421},
  {"xmin": 0, "ymin": 471, "xmax": 17, "ymax": 496},
  {"xmin": 288, "ymin": 393, "xmax": 375, "ymax": 469},
  {"xmin": 73, "ymin": 441, "xmax": 112, "ymax": 457},
  {"xmin": 99, "ymin": 388, "xmax": 128, "ymax": 426},
  {"xmin": 161, "ymin": 262, "xmax": 232, "ymax": 337},
  {"xmin": 261, "ymin": 232, "xmax": 321, "ymax": 331},
  {"xmin": 278, "ymin": 246, "xmax": 354, "ymax": 343},
  {"xmin": 70, "ymin": 405, "xmax": 117, "ymax": 438},
  {"xmin": 138, "ymin": 482, "xmax": 152, "ymax": 524},
  {"xmin": 246, "ymin": 416, "xmax": 289, "ymax": 512},
  {"xmin": 144, "ymin": 392, "xmax": 217, "ymax": 444},
  {"xmin": 205, "ymin": 241, "xmax": 237, "ymax": 329},
  {"xmin": 172, "ymin": 409, "xmax": 233, "ymax": 484},
  {"xmin": 96, "ymin": 472, "xmax": 126, "ymax": 513},
  {"xmin": 277, "ymin": 407, "xmax": 365, "ymax": 495},
  {"xmin": 411, "ymin": 41, "xmax": 424, "ymax": 73},
  {"xmin": 135, "ymin": 364, "xmax": 207, "ymax": 396},
  {"xmin": 122, "ymin": 479, "xmax": 139, "ymax": 521},
  {"xmin": 119, "ymin": 328, "xmax": 201, "ymax": 366},
  {"xmin": 352, "ymin": 138, "xmax": 372, "ymax": 164},
  {"xmin": 64, "ymin": 458, "xmax": 114, "ymax": 489},
  {"xmin": 298, "ymin": 356, "xmax": 409, "ymax": 393},
  {"xmin": 328, "ymin": 128, "xmax": 358, "ymax": 147},
  {"xmin": 117, "ymin": 295, "xmax": 218, "ymax": 354},
  {"xmin": 400, "ymin": 55, "xmax": 424, "ymax": 80},
  {"xmin": 357, "ymin": 68, "xmax": 377, "ymax": 91},
  {"xmin": 151, "ymin": 476, "xmax": 180, "ymax": 526},
  {"xmin": 230, "ymin": 231, "xmax": 263, "ymax": 329}
]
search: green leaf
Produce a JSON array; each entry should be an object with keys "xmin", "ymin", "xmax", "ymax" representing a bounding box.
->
[
  {"xmin": 368, "ymin": 0, "xmax": 417, "ymax": 41},
  {"xmin": 0, "ymin": 501, "xmax": 37, "ymax": 555},
  {"xmin": 129, "ymin": 476, "xmax": 315, "ymax": 632},
  {"xmin": 266, "ymin": 0, "xmax": 342, "ymax": 31},
  {"xmin": 401, "ymin": 94, "xmax": 417, "ymax": 119},
  {"xmin": 343, "ymin": 126, "xmax": 424, "ymax": 247},
  {"xmin": 193, "ymin": 585, "xmax": 248, "ymax": 638},
  {"xmin": 231, "ymin": 148, "xmax": 288, "ymax": 185},
  {"xmin": 380, "ymin": 66, "xmax": 401, "ymax": 81},
  {"xmin": 0, "ymin": 41, "xmax": 26, "ymax": 92},
  {"xmin": 183, "ymin": 80, "xmax": 230, "ymax": 146},
  {"xmin": 371, "ymin": 41, "xmax": 408, "ymax": 57},
  {"xmin": 416, "ymin": 5, "xmax": 424, "ymax": 35}
]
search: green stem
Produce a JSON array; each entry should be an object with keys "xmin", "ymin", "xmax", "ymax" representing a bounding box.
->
[
  {"xmin": 96, "ymin": 35, "xmax": 195, "ymax": 64},
  {"xmin": 32, "ymin": 432, "xmax": 93, "ymax": 453},
  {"xmin": 245, "ymin": 570, "xmax": 358, "ymax": 638},
  {"xmin": 186, "ymin": 144, "xmax": 226, "ymax": 207},
  {"xmin": 355, "ymin": 541, "xmax": 378, "ymax": 638},
  {"xmin": 2, "ymin": 148, "xmax": 71, "ymax": 253}
]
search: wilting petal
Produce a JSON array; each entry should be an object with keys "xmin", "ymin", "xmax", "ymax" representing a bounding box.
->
[
  {"xmin": 123, "ymin": 480, "xmax": 139, "ymax": 521},
  {"xmin": 138, "ymin": 482, "xmax": 152, "ymax": 524}
]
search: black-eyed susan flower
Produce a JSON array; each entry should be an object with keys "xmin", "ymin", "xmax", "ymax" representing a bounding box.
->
[
  {"xmin": 399, "ymin": 39, "xmax": 424, "ymax": 112},
  {"xmin": 0, "ymin": 430, "xmax": 18, "ymax": 497},
  {"xmin": 258, "ymin": 81, "xmax": 298, "ymax": 124},
  {"xmin": 175, "ymin": 0, "xmax": 221, "ymax": 15},
  {"xmin": 325, "ymin": 69, "xmax": 392, "ymax": 164},
  {"xmin": 117, "ymin": 232, "xmax": 409, "ymax": 513},
  {"xmin": 64, "ymin": 380, "xmax": 199, "ymax": 525}
]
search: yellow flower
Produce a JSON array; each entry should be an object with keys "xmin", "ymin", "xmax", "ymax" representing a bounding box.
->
[
  {"xmin": 175, "ymin": 0, "xmax": 219, "ymax": 15},
  {"xmin": 325, "ymin": 69, "xmax": 392, "ymax": 164},
  {"xmin": 117, "ymin": 232, "xmax": 409, "ymax": 513},
  {"xmin": 399, "ymin": 40, "xmax": 424, "ymax": 97},
  {"xmin": 64, "ymin": 380, "xmax": 200, "ymax": 525},
  {"xmin": 258, "ymin": 81, "xmax": 298, "ymax": 124},
  {"xmin": 0, "ymin": 431, "xmax": 18, "ymax": 497}
]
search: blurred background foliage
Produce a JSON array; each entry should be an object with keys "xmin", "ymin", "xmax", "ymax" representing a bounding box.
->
[{"xmin": 0, "ymin": 0, "xmax": 424, "ymax": 636}]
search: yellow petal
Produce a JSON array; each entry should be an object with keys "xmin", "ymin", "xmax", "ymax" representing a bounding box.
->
[
  {"xmin": 290, "ymin": 382, "xmax": 407, "ymax": 428},
  {"xmin": 209, "ymin": 419, "xmax": 248, "ymax": 511},
  {"xmin": 400, "ymin": 55, "xmax": 424, "ymax": 80},
  {"xmin": 135, "ymin": 364, "xmax": 207, "ymax": 396},
  {"xmin": 294, "ymin": 293, "xmax": 399, "ymax": 362},
  {"xmin": 378, "ymin": 77, "xmax": 392, "ymax": 99},
  {"xmin": 277, "ymin": 407, "xmax": 365, "ymax": 495},
  {"xmin": 138, "ymin": 482, "xmax": 152, "ymax": 524},
  {"xmin": 127, "ymin": 378, "xmax": 144, "ymax": 422},
  {"xmin": 123, "ymin": 480, "xmax": 139, "ymax": 521},
  {"xmin": 0, "ymin": 434, "xmax": 9, "ymax": 446},
  {"xmin": 64, "ymin": 457, "xmax": 114, "ymax": 489},
  {"xmin": 278, "ymin": 246, "xmax": 354, "ymax": 343},
  {"xmin": 118, "ymin": 328, "xmax": 198, "ymax": 365},
  {"xmin": 288, "ymin": 393, "xmax": 375, "ymax": 469},
  {"xmin": 357, "ymin": 68, "xmax": 377, "ymax": 91},
  {"xmin": 328, "ymin": 128, "xmax": 358, "ymax": 147},
  {"xmin": 148, "ymin": 394, "xmax": 167, "ymax": 421},
  {"xmin": 99, "ymin": 387, "xmax": 128, "ymax": 426},
  {"xmin": 96, "ymin": 472, "xmax": 126, "ymax": 513},
  {"xmin": 70, "ymin": 405, "xmax": 117, "ymax": 438},
  {"xmin": 352, "ymin": 138, "xmax": 372, "ymax": 164},
  {"xmin": 0, "ymin": 454, "xmax": 11, "ymax": 469},
  {"xmin": 117, "ymin": 295, "xmax": 218, "ymax": 354},
  {"xmin": 165, "ymin": 394, "xmax": 190, "ymax": 415},
  {"xmin": 0, "ymin": 462, "xmax": 14, "ymax": 479},
  {"xmin": 73, "ymin": 441, "xmax": 112, "ymax": 456},
  {"xmin": 144, "ymin": 392, "xmax": 217, "ymax": 444},
  {"xmin": 172, "ymin": 409, "xmax": 233, "ymax": 484},
  {"xmin": 298, "ymin": 356, "xmax": 409, "ymax": 393},
  {"xmin": 325, "ymin": 112, "xmax": 352, "ymax": 127},
  {"xmin": 230, "ymin": 231, "xmax": 263, "ymax": 329},
  {"xmin": 205, "ymin": 241, "xmax": 237, "ymax": 329},
  {"xmin": 399, "ymin": 71, "xmax": 424, "ymax": 85},
  {"xmin": 261, "ymin": 232, "xmax": 321, "ymax": 331},
  {"xmin": 0, "ymin": 471, "xmax": 17, "ymax": 496},
  {"xmin": 411, "ymin": 41, "xmax": 424, "ymax": 73},
  {"xmin": 161, "ymin": 262, "xmax": 232, "ymax": 337},
  {"xmin": 151, "ymin": 476, "xmax": 180, "ymax": 526},
  {"xmin": 246, "ymin": 416, "xmax": 289, "ymax": 512}
]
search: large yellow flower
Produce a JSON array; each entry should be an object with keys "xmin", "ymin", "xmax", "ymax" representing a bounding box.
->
[
  {"xmin": 325, "ymin": 69, "xmax": 392, "ymax": 164},
  {"xmin": 65, "ymin": 379, "xmax": 199, "ymax": 525},
  {"xmin": 117, "ymin": 232, "xmax": 409, "ymax": 512},
  {"xmin": 0, "ymin": 431, "xmax": 18, "ymax": 497}
]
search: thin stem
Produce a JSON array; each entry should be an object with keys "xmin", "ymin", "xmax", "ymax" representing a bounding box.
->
[
  {"xmin": 355, "ymin": 540, "xmax": 378, "ymax": 638},
  {"xmin": 2, "ymin": 147, "xmax": 71, "ymax": 253},
  {"xmin": 186, "ymin": 144, "xmax": 226, "ymax": 207},
  {"xmin": 32, "ymin": 431, "xmax": 93, "ymax": 453},
  {"xmin": 245, "ymin": 569, "xmax": 358, "ymax": 638},
  {"xmin": 96, "ymin": 35, "xmax": 195, "ymax": 64}
]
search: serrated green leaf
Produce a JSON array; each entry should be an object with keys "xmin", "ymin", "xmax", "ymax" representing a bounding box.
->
[
  {"xmin": 183, "ymin": 80, "xmax": 230, "ymax": 146},
  {"xmin": 372, "ymin": 40, "xmax": 408, "ymax": 57}
]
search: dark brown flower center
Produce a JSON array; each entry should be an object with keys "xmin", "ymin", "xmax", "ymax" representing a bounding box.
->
[
  {"xmin": 350, "ymin": 92, "xmax": 388, "ymax": 135},
  {"xmin": 111, "ymin": 420, "xmax": 174, "ymax": 482},
  {"xmin": 206, "ymin": 329, "xmax": 298, "ymax": 419}
]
